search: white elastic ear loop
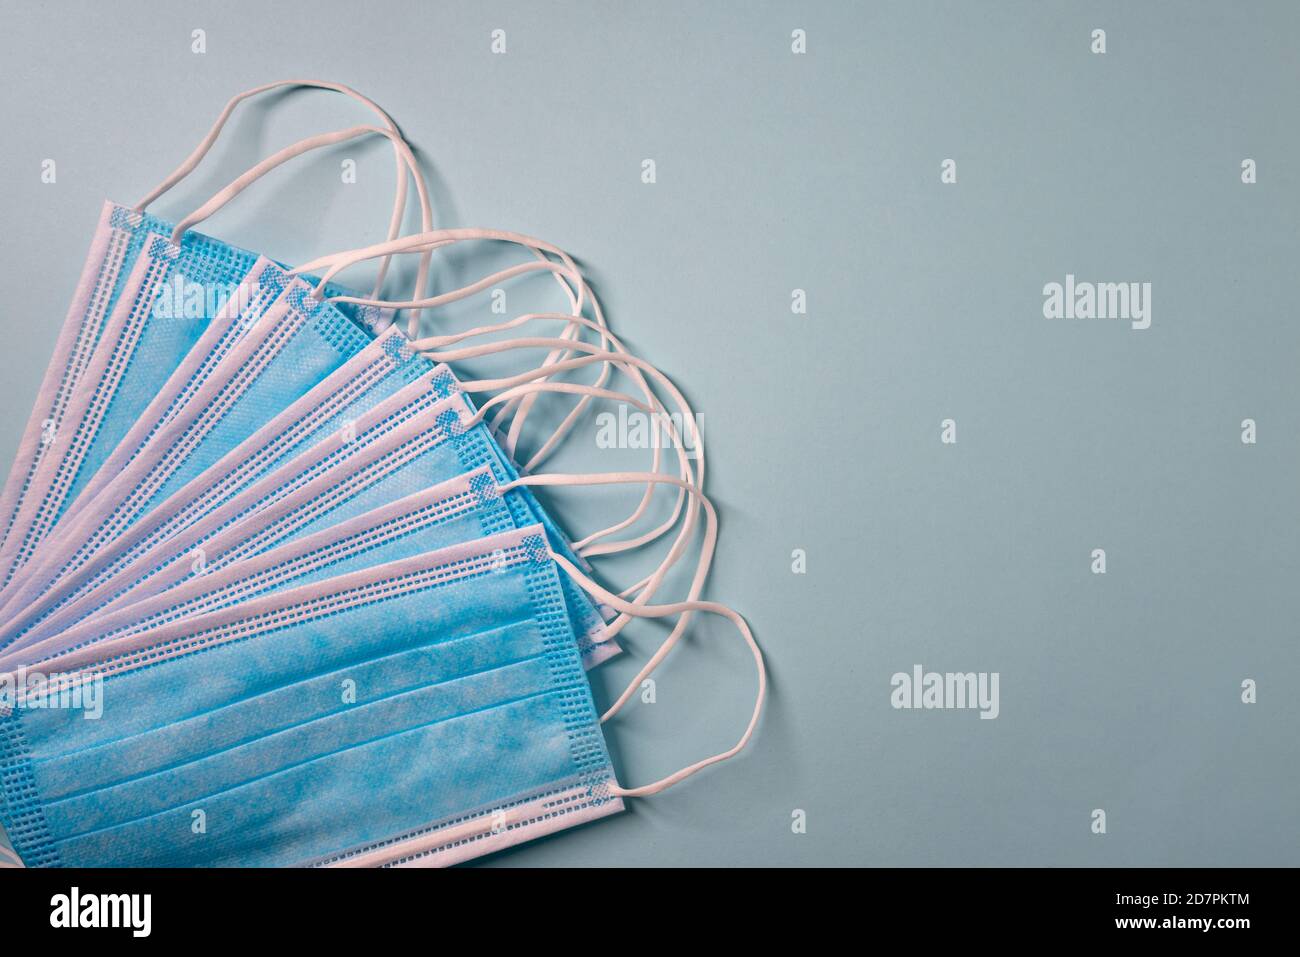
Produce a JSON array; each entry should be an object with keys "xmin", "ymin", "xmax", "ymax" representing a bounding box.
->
[
  {"xmin": 295, "ymin": 227, "xmax": 577, "ymax": 288},
  {"xmin": 392, "ymin": 245, "xmax": 606, "ymax": 468},
  {"xmin": 410, "ymin": 310, "xmax": 622, "ymax": 474},
  {"xmin": 292, "ymin": 228, "xmax": 615, "ymax": 451},
  {"xmin": 451, "ymin": 347, "xmax": 705, "ymax": 558},
  {"xmin": 135, "ymin": 79, "xmax": 433, "ymax": 306},
  {"xmin": 361, "ymin": 259, "xmax": 612, "ymax": 468},
  {"xmin": 308, "ymin": 238, "xmax": 595, "ymax": 367},
  {"xmin": 503, "ymin": 471, "xmax": 761, "ymax": 798},
  {"xmin": 420, "ymin": 312, "xmax": 645, "ymax": 497},
  {"xmin": 463, "ymin": 374, "xmax": 701, "ymax": 580},
  {"xmin": 507, "ymin": 472, "xmax": 735, "ymax": 791},
  {"xmin": 502, "ymin": 468, "xmax": 711, "ymax": 660},
  {"xmin": 549, "ymin": 549, "xmax": 765, "ymax": 799},
  {"xmin": 433, "ymin": 336, "xmax": 697, "ymax": 556},
  {"xmin": 461, "ymin": 359, "xmax": 697, "ymax": 568},
  {"xmin": 413, "ymin": 306, "xmax": 679, "ymax": 473},
  {"xmin": 167, "ymin": 125, "xmax": 432, "ymax": 309},
  {"xmin": 301, "ymin": 232, "xmax": 591, "ymax": 339},
  {"xmin": 500, "ymin": 257, "xmax": 594, "ymax": 460}
]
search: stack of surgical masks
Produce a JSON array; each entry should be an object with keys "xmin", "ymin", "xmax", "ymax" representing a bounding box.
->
[{"xmin": 0, "ymin": 81, "xmax": 763, "ymax": 868}]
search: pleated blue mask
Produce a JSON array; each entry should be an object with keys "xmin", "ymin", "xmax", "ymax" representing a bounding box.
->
[
  {"xmin": 0, "ymin": 325, "xmax": 452, "ymax": 651},
  {"xmin": 11, "ymin": 462, "xmax": 617, "ymax": 672},
  {"xmin": 0, "ymin": 78, "xmax": 428, "ymax": 590},
  {"xmin": 0, "ymin": 201, "xmax": 397, "ymax": 589},
  {"xmin": 0, "ymin": 525, "xmax": 622, "ymax": 867},
  {"xmin": 0, "ymin": 285, "xmax": 607, "ymax": 666},
  {"xmin": 4, "ymin": 386, "xmax": 615, "ymax": 669},
  {"xmin": 21, "ymin": 465, "xmax": 514, "ymax": 659}
]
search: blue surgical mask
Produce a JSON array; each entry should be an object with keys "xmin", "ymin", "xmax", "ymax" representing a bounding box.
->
[
  {"xmin": 0, "ymin": 276, "xmax": 607, "ymax": 664},
  {"xmin": 0, "ymin": 525, "xmax": 622, "ymax": 867},
  {"xmin": 8, "ymin": 464, "xmax": 617, "ymax": 673},
  {"xmin": 49, "ymin": 256, "xmax": 292, "ymax": 523},
  {"xmin": 0, "ymin": 326, "xmax": 454, "ymax": 653},
  {"xmin": 5, "ymin": 387, "xmax": 614, "ymax": 669}
]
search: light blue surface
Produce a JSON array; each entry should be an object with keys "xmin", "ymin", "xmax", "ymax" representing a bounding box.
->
[{"xmin": 0, "ymin": 1, "xmax": 1297, "ymax": 866}]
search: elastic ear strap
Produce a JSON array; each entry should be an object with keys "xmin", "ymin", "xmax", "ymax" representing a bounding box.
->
[
  {"xmin": 502, "ymin": 250, "xmax": 598, "ymax": 461},
  {"xmin": 325, "ymin": 259, "xmax": 569, "ymax": 308},
  {"xmin": 135, "ymin": 79, "xmax": 433, "ymax": 307},
  {"xmin": 445, "ymin": 340, "xmax": 702, "ymax": 558},
  {"xmin": 295, "ymin": 226, "xmax": 576, "ymax": 290},
  {"xmin": 502, "ymin": 468, "xmax": 709, "ymax": 648},
  {"xmin": 520, "ymin": 473, "xmax": 755, "ymax": 798},
  {"xmin": 295, "ymin": 230, "xmax": 613, "ymax": 461},
  {"xmin": 450, "ymin": 344, "xmax": 702, "ymax": 507},
  {"xmin": 136, "ymin": 79, "xmax": 408, "ymax": 209},
  {"xmin": 169, "ymin": 124, "xmax": 379, "ymax": 242},
  {"xmin": 295, "ymin": 228, "xmax": 584, "ymax": 338},
  {"xmin": 548, "ymin": 549, "xmax": 765, "ymax": 799},
  {"xmin": 331, "ymin": 257, "xmax": 610, "ymax": 461},
  {"xmin": 471, "ymin": 248, "xmax": 597, "ymax": 462},
  {"xmin": 168, "ymin": 121, "xmax": 432, "ymax": 312},
  {"xmin": 415, "ymin": 312, "xmax": 622, "ymax": 475},
  {"xmin": 451, "ymin": 313, "xmax": 630, "ymax": 482},
  {"xmin": 420, "ymin": 315, "xmax": 692, "ymax": 478},
  {"xmin": 470, "ymin": 377, "xmax": 704, "ymax": 639}
]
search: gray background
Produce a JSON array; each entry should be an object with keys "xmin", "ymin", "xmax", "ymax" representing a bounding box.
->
[{"xmin": 0, "ymin": 0, "xmax": 1296, "ymax": 866}]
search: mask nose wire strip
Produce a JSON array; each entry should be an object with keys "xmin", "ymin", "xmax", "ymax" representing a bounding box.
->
[
  {"xmin": 133, "ymin": 78, "xmax": 433, "ymax": 313},
  {"xmin": 165, "ymin": 125, "xmax": 430, "ymax": 310}
]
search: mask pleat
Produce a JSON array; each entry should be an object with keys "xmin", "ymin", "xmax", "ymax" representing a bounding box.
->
[{"xmin": 2, "ymin": 528, "xmax": 619, "ymax": 868}]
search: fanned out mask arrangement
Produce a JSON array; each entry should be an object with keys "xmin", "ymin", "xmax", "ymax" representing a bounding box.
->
[{"xmin": 0, "ymin": 81, "xmax": 764, "ymax": 867}]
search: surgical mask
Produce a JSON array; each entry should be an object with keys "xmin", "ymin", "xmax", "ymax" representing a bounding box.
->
[
  {"xmin": 0, "ymin": 525, "xmax": 623, "ymax": 867},
  {"xmin": 1, "ymin": 268, "xmax": 374, "ymax": 613},
  {"xmin": 4, "ymin": 388, "xmax": 614, "ymax": 668},
  {"xmin": 20, "ymin": 465, "xmax": 512, "ymax": 659},
  {"xmin": 1, "ymin": 496, "xmax": 766, "ymax": 868},
  {"xmin": 0, "ymin": 80, "xmax": 767, "ymax": 867},
  {"xmin": 0, "ymin": 266, "xmax": 606, "ymax": 659},
  {"xmin": 3, "ymin": 307, "xmax": 601, "ymax": 653},
  {"xmin": 0, "ymin": 326, "xmax": 453, "ymax": 650},
  {"xmin": 12, "ymin": 460, "xmax": 616, "ymax": 671}
]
